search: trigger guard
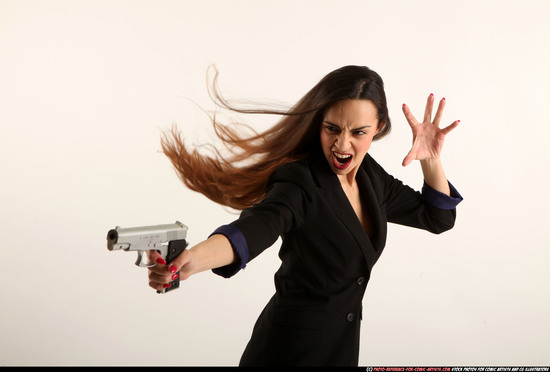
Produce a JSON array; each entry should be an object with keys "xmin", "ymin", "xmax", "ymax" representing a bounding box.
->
[{"xmin": 135, "ymin": 250, "xmax": 155, "ymax": 268}]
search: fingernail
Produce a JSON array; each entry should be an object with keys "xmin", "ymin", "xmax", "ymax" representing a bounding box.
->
[
  {"xmin": 172, "ymin": 273, "xmax": 179, "ymax": 280},
  {"xmin": 169, "ymin": 265, "xmax": 177, "ymax": 274},
  {"xmin": 442, "ymin": 97, "xmax": 446, "ymax": 101},
  {"xmin": 430, "ymin": 93, "xmax": 434, "ymax": 96},
  {"xmin": 156, "ymin": 257, "xmax": 167, "ymax": 265},
  {"xmin": 163, "ymin": 283, "xmax": 171, "ymax": 288}
]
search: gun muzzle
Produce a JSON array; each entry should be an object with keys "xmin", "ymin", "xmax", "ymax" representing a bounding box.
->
[{"xmin": 107, "ymin": 229, "xmax": 119, "ymax": 251}]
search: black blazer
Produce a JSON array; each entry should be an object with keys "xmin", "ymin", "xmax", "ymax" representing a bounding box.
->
[{"xmin": 230, "ymin": 153, "xmax": 458, "ymax": 366}]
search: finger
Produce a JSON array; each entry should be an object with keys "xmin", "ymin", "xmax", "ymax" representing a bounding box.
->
[
  {"xmin": 169, "ymin": 248, "xmax": 189, "ymax": 271},
  {"xmin": 148, "ymin": 270, "xmax": 172, "ymax": 285},
  {"xmin": 149, "ymin": 279, "xmax": 171, "ymax": 292},
  {"xmin": 167, "ymin": 249, "xmax": 194, "ymax": 280},
  {"xmin": 147, "ymin": 250, "xmax": 164, "ymax": 263},
  {"xmin": 441, "ymin": 120, "xmax": 460, "ymax": 135},
  {"xmin": 148, "ymin": 262, "xmax": 180, "ymax": 290},
  {"xmin": 433, "ymin": 97, "xmax": 446, "ymax": 127},
  {"xmin": 148, "ymin": 263, "xmax": 169, "ymax": 279},
  {"xmin": 402, "ymin": 103, "xmax": 419, "ymax": 127},
  {"xmin": 423, "ymin": 93, "xmax": 435, "ymax": 123},
  {"xmin": 402, "ymin": 150, "xmax": 415, "ymax": 167},
  {"xmin": 146, "ymin": 250, "xmax": 168, "ymax": 274},
  {"xmin": 148, "ymin": 270, "xmax": 171, "ymax": 291}
]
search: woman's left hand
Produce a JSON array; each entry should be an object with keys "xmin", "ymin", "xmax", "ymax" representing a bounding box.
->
[{"xmin": 401, "ymin": 94, "xmax": 459, "ymax": 166}]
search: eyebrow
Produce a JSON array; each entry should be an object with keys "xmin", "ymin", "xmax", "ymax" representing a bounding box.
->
[{"xmin": 323, "ymin": 120, "xmax": 372, "ymax": 130}]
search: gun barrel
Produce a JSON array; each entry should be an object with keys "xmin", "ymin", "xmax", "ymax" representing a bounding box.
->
[{"xmin": 106, "ymin": 221, "xmax": 188, "ymax": 251}]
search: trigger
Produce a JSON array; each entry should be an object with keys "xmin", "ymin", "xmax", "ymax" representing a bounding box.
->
[{"xmin": 135, "ymin": 250, "xmax": 155, "ymax": 268}]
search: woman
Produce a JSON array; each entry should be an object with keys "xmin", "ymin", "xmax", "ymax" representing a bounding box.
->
[{"xmin": 148, "ymin": 65, "xmax": 463, "ymax": 366}]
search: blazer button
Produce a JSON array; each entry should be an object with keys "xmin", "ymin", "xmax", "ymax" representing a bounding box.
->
[
  {"xmin": 346, "ymin": 312, "xmax": 355, "ymax": 322},
  {"xmin": 356, "ymin": 276, "xmax": 366, "ymax": 285}
]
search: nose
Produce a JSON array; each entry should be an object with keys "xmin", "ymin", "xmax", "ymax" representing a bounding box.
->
[{"xmin": 335, "ymin": 131, "xmax": 351, "ymax": 150}]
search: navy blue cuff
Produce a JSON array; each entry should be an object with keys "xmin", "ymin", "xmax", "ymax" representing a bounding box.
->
[
  {"xmin": 421, "ymin": 181, "xmax": 463, "ymax": 210},
  {"xmin": 209, "ymin": 225, "xmax": 249, "ymax": 278}
]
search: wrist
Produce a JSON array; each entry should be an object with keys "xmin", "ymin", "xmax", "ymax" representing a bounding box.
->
[
  {"xmin": 186, "ymin": 244, "xmax": 209, "ymax": 275},
  {"xmin": 189, "ymin": 234, "xmax": 235, "ymax": 274},
  {"xmin": 420, "ymin": 157, "xmax": 441, "ymax": 167},
  {"xmin": 420, "ymin": 157, "xmax": 450, "ymax": 196}
]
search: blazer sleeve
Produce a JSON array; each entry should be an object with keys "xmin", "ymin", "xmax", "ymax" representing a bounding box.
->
[
  {"xmin": 368, "ymin": 156, "xmax": 463, "ymax": 234},
  {"xmin": 212, "ymin": 162, "xmax": 311, "ymax": 277}
]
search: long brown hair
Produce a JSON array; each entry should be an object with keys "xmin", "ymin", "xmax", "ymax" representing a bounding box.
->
[{"xmin": 161, "ymin": 65, "xmax": 391, "ymax": 210}]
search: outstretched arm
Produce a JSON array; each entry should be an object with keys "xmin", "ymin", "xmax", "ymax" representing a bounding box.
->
[
  {"xmin": 147, "ymin": 234, "xmax": 235, "ymax": 292},
  {"xmin": 402, "ymin": 94, "xmax": 459, "ymax": 196}
]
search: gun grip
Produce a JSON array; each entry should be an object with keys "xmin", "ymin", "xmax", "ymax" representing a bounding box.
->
[{"xmin": 159, "ymin": 238, "xmax": 188, "ymax": 294}]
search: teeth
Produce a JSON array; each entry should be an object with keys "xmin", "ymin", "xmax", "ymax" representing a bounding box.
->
[{"xmin": 334, "ymin": 152, "xmax": 351, "ymax": 160}]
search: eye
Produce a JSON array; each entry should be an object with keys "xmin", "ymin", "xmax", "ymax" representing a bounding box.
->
[
  {"xmin": 353, "ymin": 130, "xmax": 366, "ymax": 135},
  {"xmin": 323, "ymin": 124, "xmax": 340, "ymax": 133}
]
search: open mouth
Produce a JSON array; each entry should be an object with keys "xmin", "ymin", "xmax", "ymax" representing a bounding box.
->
[{"xmin": 331, "ymin": 151, "xmax": 353, "ymax": 170}]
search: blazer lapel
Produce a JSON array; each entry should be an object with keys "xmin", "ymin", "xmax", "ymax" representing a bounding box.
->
[
  {"xmin": 356, "ymin": 165, "xmax": 387, "ymax": 260},
  {"xmin": 309, "ymin": 158, "xmax": 380, "ymax": 272}
]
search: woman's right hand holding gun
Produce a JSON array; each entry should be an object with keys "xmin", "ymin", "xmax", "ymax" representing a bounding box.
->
[{"xmin": 147, "ymin": 234, "xmax": 235, "ymax": 292}]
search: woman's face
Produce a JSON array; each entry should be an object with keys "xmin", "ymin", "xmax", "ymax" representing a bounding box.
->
[{"xmin": 320, "ymin": 99, "xmax": 381, "ymax": 183}]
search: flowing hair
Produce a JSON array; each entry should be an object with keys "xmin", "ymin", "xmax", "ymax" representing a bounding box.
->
[{"xmin": 161, "ymin": 65, "xmax": 391, "ymax": 210}]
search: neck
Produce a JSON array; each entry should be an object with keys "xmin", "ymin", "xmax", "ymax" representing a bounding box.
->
[{"xmin": 337, "ymin": 167, "xmax": 358, "ymax": 189}]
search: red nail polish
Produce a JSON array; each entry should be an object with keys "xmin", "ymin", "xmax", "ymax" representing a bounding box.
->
[
  {"xmin": 442, "ymin": 97, "xmax": 446, "ymax": 101},
  {"xmin": 172, "ymin": 273, "xmax": 179, "ymax": 280},
  {"xmin": 163, "ymin": 283, "xmax": 171, "ymax": 288},
  {"xmin": 156, "ymin": 257, "xmax": 167, "ymax": 265},
  {"xmin": 169, "ymin": 265, "xmax": 177, "ymax": 274}
]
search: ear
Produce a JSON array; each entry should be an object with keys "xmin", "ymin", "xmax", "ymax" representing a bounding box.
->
[{"xmin": 376, "ymin": 121, "xmax": 385, "ymax": 134}]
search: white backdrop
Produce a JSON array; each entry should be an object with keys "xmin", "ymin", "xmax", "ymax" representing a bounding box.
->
[{"xmin": 1, "ymin": 0, "xmax": 549, "ymax": 366}]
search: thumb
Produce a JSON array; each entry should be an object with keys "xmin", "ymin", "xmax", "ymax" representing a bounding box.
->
[{"xmin": 402, "ymin": 151, "xmax": 415, "ymax": 167}]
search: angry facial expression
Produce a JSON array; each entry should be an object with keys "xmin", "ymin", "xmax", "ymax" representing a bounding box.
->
[{"xmin": 320, "ymin": 99, "xmax": 382, "ymax": 183}]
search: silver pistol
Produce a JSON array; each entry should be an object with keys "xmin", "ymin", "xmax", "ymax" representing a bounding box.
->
[{"xmin": 107, "ymin": 221, "xmax": 189, "ymax": 293}]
